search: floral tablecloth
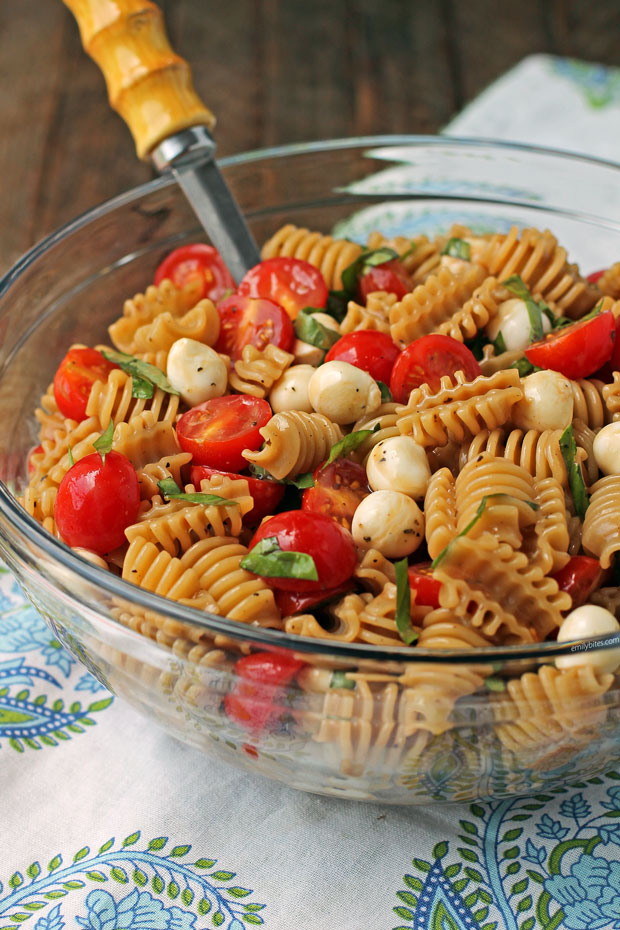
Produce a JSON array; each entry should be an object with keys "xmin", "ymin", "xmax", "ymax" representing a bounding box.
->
[{"xmin": 3, "ymin": 55, "xmax": 620, "ymax": 930}]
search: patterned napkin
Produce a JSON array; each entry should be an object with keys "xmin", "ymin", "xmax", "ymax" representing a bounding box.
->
[{"xmin": 3, "ymin": 55, "xmax": 620, "ymax": 930}]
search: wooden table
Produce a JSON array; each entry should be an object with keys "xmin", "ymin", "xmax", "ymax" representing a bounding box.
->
[{"xmin": 1, "ymin": 0, "xmax": 619, "ymax": 275}]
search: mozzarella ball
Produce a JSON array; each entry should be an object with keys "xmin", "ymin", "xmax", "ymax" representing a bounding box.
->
[
  {"xmin": 556, "ymin": 605, "xmax": 620, "ymax": 673},
  {"xmin": 166, "ymin": 338, "xmax": 228, "ymax": 406},
  {"xmin": 72, "ymin": 548, "xmax": 109, "ymax": 570},
  {"xmin": 309, "ymin": 312, "xmax": 341, "ymax": 334},
  {"xmin": 593, "ymin": 421, "xmax": 620, "ymax": 476},
  {"xmin": 485, "ymin": 298, "xmax": 552, "ymax": 353},
  {"xmin": 352, "ymin": 490, "xmax": 424, "ymax": 558},
  {"xmin": 308, "ymin": 360, "xmax": 382, "ymax": 424},
  {"xmin": 366, "ymin": 436, "xmax": 431, "ymax": 499},
  {"xmin": 269, "ymin": 364, "xmax": 315, "ymax": 413},
  {"xmin": 511, "ymin": 369, "xmax": 574, "ymax": 432}
]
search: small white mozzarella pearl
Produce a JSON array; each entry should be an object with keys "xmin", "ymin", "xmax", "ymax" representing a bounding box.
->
[
  {"xmin": 440, "ymin": 255, "xmax": 469, "ymax": 276},
  {"xmin": 292, "ymin": 339, "xmax": 324, "ymax": 367},
  {"xmin": 310, "ymin": 312, "xmax": 341, "ymax": 334},
  {"xmin": 511, "ymin": 369, "xmax": 574, "ymax": 432},
  {"xmin": 352, "ymin": 490, "xmax": 424, "ymax": 558},
  {"xmin": 166, "ymin": 338, "xmax": 228, "ymax": 406},
  {"xmin": 72, "ymin": 548, "xmax": 109, "ymax": 570},
  {"xmin": 366, "ymin": 436, "xmax": 431, "ymax": 499},
  {"xmin": 269, "ymin": 364, "xmax": 315, "ymax": 413},
  {"xmin": 308, "ymin": 360, "xmax": 381, "ymax": 425},
  {"xmin": 556, "ymin": 605, "xmax": 620, "ymax": 673},
  {"xmin": 593, "ymin": 422, "xmax": 620, "ymax": 476},
  {"xmin": 485, "ymin": 298, "xmax": 552, "ymax": 353}
]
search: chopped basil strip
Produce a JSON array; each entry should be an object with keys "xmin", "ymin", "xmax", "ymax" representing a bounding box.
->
[
  {"xmin": 293, "ymin": 472, "xmax": 315, "ymax": 489},
  {"xmin": 102, "ymin": 349, "xmax": 179, "ymax": 399},
  {"xmin": 248, "ymin": 463, "xmax": 281, "ymax": 482},
  {"xmin": 93, "ymin": 421, "xmax": 114, "ymax": 464},
  {"xmin": 432, "ymin": 494, "xmax": 539, "ymax": 568},
  {"xmin": 294, "ymin": 308, "xmax": 340, "ymax": 355},
  {"xmin": 464, "ymin": 331, "xmax": 489, "ymax": 362},
  {"xmin": 341, "ymin": 247, "xmax": 399, "ymax": 296},
  {"xmin": 484, "ymin": 676, "xmax": 506, "ymax": 692},
  {"xmin": 559, "ymin": 424, "xmax": 589, "ymax": 521},
  {"xmin": 394, "ymin": 557, "xmax": 418, "ymax": 645},
  {"xmin": 440, "ymin": 237, "xmax": 471, "ymax": 261},
  {"xmin": 399, "ymin": 243, "xmax": 417, "ymax": 261},
  {"xmin": 330, "ymin": 670, "xmax": 356, "ymax": 690},
  {"xmin": 377, "ymin": 380, "xmax": 393, "ymax": 403},
  {"xmin": 157, "ymin": 477, "xmax": 233, "ymax": 507},
  {"xmin": 503, "ymin": 275, "xmax": 545, "ymax": 342},
  {"xmin": 67, "ymin": 445, "xmax": 75, "ymax": 467},
  {"xmin": 240, "ymin": 536, "xmax": 319, "ymax": 581},
  {"xmin": 322, "ymin": 423, "xmax": 380, "ymax": 468},
  {"xmin": 493, "ymin": 331, "xmax": 507, "ymax": 355},
  {"xmin": 510, "ymin": 357, "xmax": 543, "ymax": 378},
  {"xmin": 247, "ymin": 463, "xmax": 313, "ymax": 489},
  {"xmin": 577, "ymin": 298, "xmax": 604, "ymax": 325}
]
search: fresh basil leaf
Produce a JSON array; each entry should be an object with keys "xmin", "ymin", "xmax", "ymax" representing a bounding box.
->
[
  {"xmin": 551, "ymin": 315, "xmax": 574, "ymax": 329},
  {"xmin": 330, "ymin": 670, "xmax": 356, "ymax": 690},
  {"xmin": 440, "ymin": 237, "xmax": 471, "ymax": 261},
  {"xmin": 68, "ymin": 445, "xmax": 75, "ymax": 467},
  {"xmin": 322, "ymin": 424, "xmax": 380, "ymax": 468},
  {"xmin": 399, "ymin": 243, "xmax": 417, "ymax": 261},
  {"xmin": 577, "ymin": 298, "xmax": 604, "ymax": 325},
  {"xmin": 248, "ymin": 463, "xmax": 282, "ymax": 482},
  {"xmin": 559, "ymin": 424, "xmax": 589, "ymax": 521},
  {"xmin": 130, "ymin": 375, "xmax": 156, "ymax": 399},
  {"xmin": 502, "ymin": 274, "xmax": 532, "ymax": 303},
  {"xmin": 464, "ymin": 331, "xmax": 489, "ymax": 362},
  {"xmin": 157, "ymin": 477, "xmax": 233, "ymax": 507},
  {"xmin": 377, "ymin": 381, "xmax": 392, "ymax": 403},
  {"xmin": 493, "ymin": 331, "xmax": 507, "ymax": 355},
  {"xmin": 93, "ymin": 421, "xmax": 114, "ymax": 464},
  {"xmin": 102, "ymin": 349, "xmax": 179, "ymax": 397},
  {"xmin": 432, "ymin": 494, "xmax": 539, "ymax": 568},
  {"xmin": 484, "ymin": 676, "xmax": 506, "ymax": 692},
  {"xmin": 240, "ymin": 536, "xmax": 319, "ymax": 581},
  {"xmin": 292, "ymin": 472, "xmax": 314, "ymax": 489},
  {"xmin": 340, "ymin": 247, "xmax": 399, "ymax": 297},
  {"xmin": 325, "ymin": 290, "xmax": 350, "ymax": 324},
  {"xmin": 294, "ymin": 308, "xmax": 340, "ymax": 355},
  {"xmin": 394, "ymin": 557, "xmax": 418, "ymax": 645},
  {"xmin": 247, "ymin": 463, "xmax": 313, "ymax": 489},
  {"xmin": 510, "ymin": 357, "xmax": 543, "ymax": 377}
]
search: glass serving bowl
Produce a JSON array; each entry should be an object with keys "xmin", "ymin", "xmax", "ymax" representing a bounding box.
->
[{"xmin": 2, "ymin": 136, "xmax": 620, "ymax": 804}]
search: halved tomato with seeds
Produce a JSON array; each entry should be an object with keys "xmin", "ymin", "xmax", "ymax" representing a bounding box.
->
[{"xmin": 215, "ymin": 294, "xmax": 294, "ymax": 361}]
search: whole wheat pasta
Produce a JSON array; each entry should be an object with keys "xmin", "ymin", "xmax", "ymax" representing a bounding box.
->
[
  {"xmin": 135, "ymin": 452, "xmax": 193, "ymax": 501},
  {"xmin": 340, "ymin": 291, "xmax": 395, "ymax": 335},
  {"xmin": 242, "ymin": 410, "xmax": 343, "ymax": 480},
  {"xmin": 603, "ymin": 372, "xmax": 620, "ymax": 422},
  {"xmin": 85, "ymin": 368, "xmax": 180, "ymax": 429},
  {"xmin": 394, "ymin": 664, "xmax": 485, "ymax": 739},
  {"xmin": 111, "ymin": 412, "xmax": 181, "ymax": 470},
  {"xmin": 18, "ymin": 480, "xmax": 58, "ymax": 536},
  {"xmin": 597, "ymin": 263, "xmax": 620, "ymax": 299},
  {"xmin": 229, "ymin": 343, "xmax": 294, "ymax": 398},
  {"xmin": 35, "ymin": 382, "xmax": 68, "ymax": 441},
  {"xmin": 354, "ymin": 548, "xmax": 397, "ymax": 594},
  {"xmin": 571, "ymin": 418, "xmax": 599, "ymax": 486},
  {"xmin": 389, "ymin": 263, "xmax": 486, "ymax": 349},
  {"xmin": 261, "ymin": 224, "xmax": 363, "ymax": 290},
  {"xmin": 108, "ymin": 278, "xmax": 204, "ymax": 353},
  {"xmin": 479, "ymin": 345, "xmax": 527, "ymax": 377},
  {"xmin": 459, "ymin": 427, "xmax": 573, "ymax": 488},
  {"xmin": 351, "ymin": 402, "xmax": 401, "ymax": 462},
  {"xmin": 418, "ymin": 609, "xmax": 495, "ymax": 650},
  {"xmin": 423, "ymin": 467, "xmax": 457, "ymax": 560},
  {"xmin": 528, "ymin": 476, "xmax": 571, "ymax": 574},
  {"xmin": 582, "ymin": 475, "xmax": 620, "ymax": 568},
  {"xmin": 591, "ymin": 587, "xmax": 620, "ymax": 616},
  {"xmin": 366, "ymin": 231, "xmax": 441, "ymax": 283},
  {"xmin": 397, "ymin": 369, "xmax": 524, "ymax": 448},
  {"xmin": 570, "ymin": 378, "xmax": 607, "ymax": 430},
  {"xmin": 435, "ymin": 276, "xmax": 505, "ymax": 343}
]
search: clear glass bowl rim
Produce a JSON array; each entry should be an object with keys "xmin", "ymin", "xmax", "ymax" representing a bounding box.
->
[{"xmin": 2, "ymin": 133, "xmax": 619, "ymax": 665}]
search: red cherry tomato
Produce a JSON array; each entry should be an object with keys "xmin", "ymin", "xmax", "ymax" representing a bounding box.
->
[
  {"xmin": 177, "ymin": 395, "xmax": 271, "ymax": 472},
  {"xmin": 275, "ymin": 581, "xmax": 354, "ymax": 616},
  {"xmin": 302, "ymin": 460, "xmax": 370, "ymax": 531},
  {"xmin": 224, "ymin": 651, "xmax": 305, "ymax": 733},
  {"xmin": 587, "ymin": 270, "xmax": 605, "ymax": 284},
  {"xmin": 389, "ymin": 334, "xmax": 482, "ymax": 403},
  {"xmin": 408, "ymin": 563, "xmax": 442, "ymax": 609},
  {"xmin": 525, "ymin": 310, "xmax": 615, "ymax": 380},
  {"xmin": 53, "ymin": 347, "xmax": 119, "ymax": 422},
  {"xmin": 238, "ymin": 257, "xmax": 328, "ymax": 320},
  {"xmin": 54, "ymin": 451, "xmax": 140, "ymax": 554},
  {"xmin": 552, "ymin": 556, "xmax": 604, "ymax": 608},
  {"xmin": 190, "ymin": 464, "xmax": 285, "ymax": 524},
  {"xmin": 324, "ymin": 331, "xmax": 401, "ymax": 384},
  {"xmin": 358, "ymin": 258, "xmax": 412, "ymax": 301},
  {"xmin": 215, "ymin": 294, "xmax": 295, "ymax": 361},
  {"xmin": 248, "ymin": 510, "xmax": 357, "ymax": 593},
  {"xmin": 607, "ymin": 316, "xmax": 620, "ymax": 375},
  {"xmin": 153, "ymin": 243, "xmax": 235, "ymax": 302}
]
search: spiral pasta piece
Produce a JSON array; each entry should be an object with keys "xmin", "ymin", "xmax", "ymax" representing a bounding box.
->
[
  {"xmin": 423, "ymin": 467, "xmax": 457, "ymax": 560},
  {"xmin": 455, "ymin": 453, "xmax": 537, "ymax": 550},
  {"xmin": 460, "ymin": 428, "xmax": 570, "ymax": 488},
  {"xmin": 389, "ymin": 264, "xmax": 486, "ymax": 349},
  {"xmin": 261, "ymin": 224, "xmax": 363, "ymax": 289},
  {"xmin": 351, "ymin": 402, "xmax": 401, "ymax": 461},
  {"xmin": 395, "ymin": 663, "xmax": 485, "ymax": 739},
  {"xmin": 135, "ymin": 452, "xmax": 193, "ymax": 501},
  {"xmin": 603, "ymin": 372, "xmax": 620, "ymax": 422},
  {"xmin": 528, "ymin": 477, "xmax": 571, "ymax": 574},
  {"xmin": 228, "ymin": 344, "xmax": 294, "ymax": 398},
  {"xmin": 435, "ymin": 275, "xmax": 505, "ymax": 343},
  {"xmin": 242, "ymin": 410, "xmax": 343, "ymax": 480},
  {"xmin": 366, "ymin": 231, "xmax": 441, "ymax": 283},
  {"xmin": 18, "ymin": 480, "xmax": 58, "ymax": 536},
  {"xmin": 570, "ymin": 378, "xmax": 607, "ymax": 430},
  {"xmin": 43, "ymin": 417, "xmax": 103, "ymax": 486},
  {"xmin": 354, "ymin": 548, "xmax": 397, "ymax": 594},
  {"xmin": 340, "ymin": 292, "xmax": 395, "ymax": 335},
  {"xmin": 582, "ymin": 475, "xmax": 620, "ymax": 568},
  {"xmin": 397, "ymin": 369, "xmax": 523, "ymax": 448},
  {"xmin": 596, "ymin": 263, "xmax": 620, "ymax": 299},
  {"xmin": 108, "ymin": 279, "xmax": 203, "ymax": 353},
  {"xmin": 111, "ymin": 412, "xmax": 181, "ymax": 470},
  {"xmin": 480, "ymin": 226, "xmax": 598, "ymax": 317},
  {"xmin": 35, "ymin": 382, "xmax": 67, "ymax": 441},
  {"xmin": 85, "ymin": 369, "xmax": 179, "ymax": 430},
  {"xmin": 418, "ymin": 609, "xmax": 495, "ymax": 650},
  {"xmin": 178, "ymin": 536, "xmax": 281, "ymax": 626},
  {"xmin": 571, "ymin": 418, "xmax": 599, "ymax": 486}
]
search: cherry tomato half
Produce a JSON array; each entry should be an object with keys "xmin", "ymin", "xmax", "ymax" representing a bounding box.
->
[
  {"xmin": 53, "ymin": 347, "xmax": 119, "ymax": 422},
  {"xmin": 302, "ymin": 459, "xmax": 370, "ymax": 531},
  {"xmin": 324, "ymin": 330, "xmax": 401, "ymax": 384},
  {"xmin": 215, "ymin": 294, "xmax": 295, "ymax": 361},
  {"xmin": 587, "ymin": 270, "xmax": 605, "ymax": 284},
  {"xmin": 238, "ymin": 257, "xmax": 328, "ymax": 320},
  {"xmin": 54, "ymin": 451, "xmax": 140, "ymax": 554},
  {"xmin": 552, "ymin": 556, "xmax": 604, "ymax": 609},
  {"xmin": 389, "ymin": 333, "xmax": 482, "ymax": 403},
  {"xmin": 247, "ymin": 510, "xmax": 357, "ymax": 593},
  {"xmin": 525, "ymin": 310, "xmax": 615, "ymax": 380},
  {"xmin": 177, "ymin": 395, "xmax": 271, "ymax": 472},
  {"xmin": 224, "ymin": 651, "xmax": 305, "ymax": 733},
  {"xmin": 275, "ymin": 581, "xmax": 354, "ymax": 616},
  {"xmin": 190, "ymin": 464, "xmax": 285, "ymax": 524},
  {"xmin": 153, "ymin": 243, "xmax": 235, "ymax": 302},
  {"xmin": 358, "ymin": 258, "xmax": 412, "ymax": 301},
  {"xmin": 408, "ymin": 563, "xmax": 441, "ymax": 609}
]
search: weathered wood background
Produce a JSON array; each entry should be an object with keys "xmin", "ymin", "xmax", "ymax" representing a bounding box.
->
[{"xmin": 1, "ymin": 0, "xmax": 618, "ymax": 274}]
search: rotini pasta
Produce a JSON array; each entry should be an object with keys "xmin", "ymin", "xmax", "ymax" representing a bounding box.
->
[
  {"xmin": 242, "ymin": 410, "xmax": 343, "ymax": 479},
  {"xmin": 261, "ymin": 224, "xmax": 363, "ymax": 289}
]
